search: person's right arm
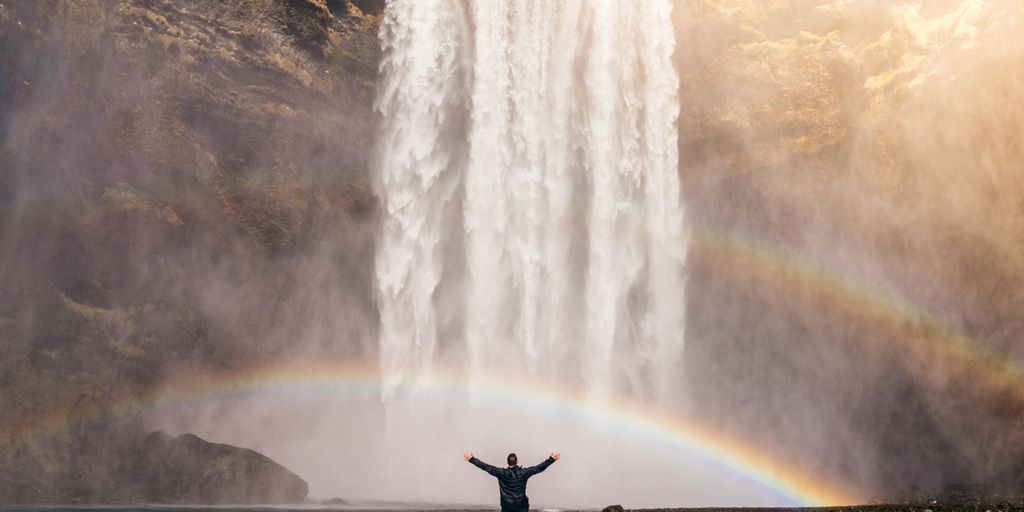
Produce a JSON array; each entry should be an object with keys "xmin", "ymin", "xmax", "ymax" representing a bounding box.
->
[{"xmin": 464, "ymin": 453, "xmax": 502, "ymax": 476}]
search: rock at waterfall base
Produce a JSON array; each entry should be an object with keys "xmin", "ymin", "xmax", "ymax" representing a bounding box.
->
[
  {"xmin": 0, "ymin": 426, "xmax": 309, "ymax": 504},
  {"xmin": 132, "ymin": 431, "xmax": 309, "ymax": 504}
]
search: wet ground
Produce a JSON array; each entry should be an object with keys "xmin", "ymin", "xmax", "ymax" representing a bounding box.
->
[{"xmin": 2, "ymin": 504, "xmax": 1023, "ymax": 512}]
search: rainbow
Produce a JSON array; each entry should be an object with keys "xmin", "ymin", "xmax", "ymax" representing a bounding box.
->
[
  {"xmin": 691, "ymin": 225, "xmax": 1024, "ymax": 404},
  {"xmin": 12, "ymin": 225, "xmax": 1016, "ymax": 508},
  {"xmin": 6, "ymin": 359, "xmax": 859, "ymax": 507}
]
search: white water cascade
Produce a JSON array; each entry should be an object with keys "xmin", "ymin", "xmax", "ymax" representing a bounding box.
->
[{"xmin": 374, "ymin": 0, "xmax": 687, "ymax": 403}]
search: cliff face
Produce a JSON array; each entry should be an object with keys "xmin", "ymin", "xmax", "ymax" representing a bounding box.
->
[
  {"xmin": 0, "ymin": 0, "xmax": 380, "ymax": 503},
  {"xmin": 677, "ymin": 0, "xmax": 1024, "ymax": 499},
  {"xmin": 4, "ymin": 0, "xmax": 1024, "ymax": 505}
]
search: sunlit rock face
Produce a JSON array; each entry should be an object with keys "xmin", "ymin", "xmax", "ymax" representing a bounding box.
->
[{"xmin": 677, "ymin": 0, "xmax": 1024, "ymax": 499}]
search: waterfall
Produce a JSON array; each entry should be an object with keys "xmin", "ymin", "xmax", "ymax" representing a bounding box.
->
[{"xmin": 374, "ymin": 0, "xmax": 686, "ymax": 402}]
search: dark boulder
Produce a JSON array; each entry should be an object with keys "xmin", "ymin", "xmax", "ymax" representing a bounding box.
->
[{"xmin": 132, "ymin": 431, "xmax": 309, "ymax": 504}]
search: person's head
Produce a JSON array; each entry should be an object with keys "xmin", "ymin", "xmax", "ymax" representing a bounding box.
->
[{"xmin": 507, "ymin": 453, "xmax": 517, "ymax": 467}]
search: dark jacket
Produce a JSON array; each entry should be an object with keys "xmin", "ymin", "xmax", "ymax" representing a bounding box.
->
[{"xmin": 469, "ymin": 456, "xmax": 556, "ymax": 511}]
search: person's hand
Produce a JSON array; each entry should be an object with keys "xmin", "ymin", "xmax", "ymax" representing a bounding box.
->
[
  {"xmin": 463, "ymin": 453, "xmax": 473, "ymax": 461},
  {"xmin": 551, "ymin": 452, "xmax": 560, "ymax": 461}
]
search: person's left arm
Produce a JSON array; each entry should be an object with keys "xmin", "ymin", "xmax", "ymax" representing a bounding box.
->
[{"xmin": 523, "ymin": 452, "xmax": 559, "ymax": 477}]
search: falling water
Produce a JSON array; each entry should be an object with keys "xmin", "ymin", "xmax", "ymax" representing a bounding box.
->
[{"xmin": 374, "ymin": 0, "xmax": 686, "ymax": 402}]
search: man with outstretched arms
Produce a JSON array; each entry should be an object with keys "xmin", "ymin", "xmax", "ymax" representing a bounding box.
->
[{"xmin": 464, "ymin": 451, "xmax": 560, "ymax": 512}]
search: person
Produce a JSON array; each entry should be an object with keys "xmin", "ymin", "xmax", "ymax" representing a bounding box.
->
[{"xmin": 463, "ymin": 451, "xmax": 560, "ymax": 512}]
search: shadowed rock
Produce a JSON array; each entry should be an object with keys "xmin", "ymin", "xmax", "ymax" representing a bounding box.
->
[
  {"xmin": 132, "ymin": 431, "xmax": 309, "ymax": 504},
  {"xmin": 0, "ymin": 0, "xmax": 379, "ymax": 501}
]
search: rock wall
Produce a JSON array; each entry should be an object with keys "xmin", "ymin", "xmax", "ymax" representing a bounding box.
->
[{"xmin": 0, "ymin": 0, "xmax": 380, "ymax": 503}]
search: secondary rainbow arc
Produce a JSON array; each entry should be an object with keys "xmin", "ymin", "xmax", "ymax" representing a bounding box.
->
[{"xmin": 692, "ymin": 225, "xmax": 1024, "ymax": 403}]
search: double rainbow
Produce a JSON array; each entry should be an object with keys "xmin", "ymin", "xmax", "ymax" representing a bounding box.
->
[{"xmin": 13, "ymin": 224, "xmax": 1019, "ymax": 508}]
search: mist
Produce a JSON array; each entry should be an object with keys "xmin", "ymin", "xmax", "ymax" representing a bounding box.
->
[{"xmin": 3, "ymin": 0, "xmax": 1024, "ymax": 508}]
